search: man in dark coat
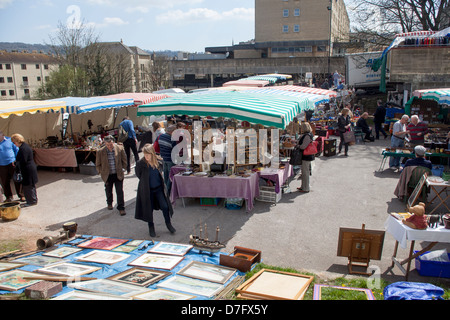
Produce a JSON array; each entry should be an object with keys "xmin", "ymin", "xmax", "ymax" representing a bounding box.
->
[
  {"xmin": 356, "ymin": 112, "xmax": 374, "ymax": 141},
  {"xmin": 373, "ymin": 100, "xmax": 388, "ymax": 139}
]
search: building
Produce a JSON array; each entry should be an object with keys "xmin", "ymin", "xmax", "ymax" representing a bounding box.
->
[{"xmin": 0, "ymin": 50, "xmax": 60, "ymax": 100}]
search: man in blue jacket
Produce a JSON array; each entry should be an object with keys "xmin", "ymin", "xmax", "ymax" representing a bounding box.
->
[
  {"xmin": 0, "ymin": 131, "xmax": 24, "ymax": 202},
  {"xmin": 119, "ymin": 117, "xmax": 139, "ymax": 174}
]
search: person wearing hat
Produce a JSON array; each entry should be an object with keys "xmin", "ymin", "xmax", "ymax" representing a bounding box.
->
[
  {"xmin": 403, "ymin": 145, "xmax": 432, "ymax": 170},
  {"xmin": 158, "ymin": 125, "xmax": 177, "ymax": 194}
]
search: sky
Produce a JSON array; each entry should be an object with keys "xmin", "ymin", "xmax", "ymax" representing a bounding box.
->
[{"xmin": 0, "ymin": 0, "xmax": 258, "ymax": 52}]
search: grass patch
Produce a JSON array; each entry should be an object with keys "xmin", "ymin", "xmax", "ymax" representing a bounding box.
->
[{"xmin": 0, "ymin": 239, "xmax": 25, "ymax": 254}]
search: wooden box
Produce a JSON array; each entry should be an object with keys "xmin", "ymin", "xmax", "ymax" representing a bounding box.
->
[{"xmin": 219, "ymin": 246, "xmax": 261, "ymax": 272}]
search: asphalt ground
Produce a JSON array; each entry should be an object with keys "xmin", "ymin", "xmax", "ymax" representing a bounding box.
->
[{"xmin": 1, "ymin": 135, "xmax": 449, "ymax": 287}]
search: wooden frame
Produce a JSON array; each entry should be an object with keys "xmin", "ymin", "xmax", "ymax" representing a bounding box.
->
[
  {"xmin": 407, "ymin": 173, "xmax": 428, "ymax": 209},
  {"xmin": 11, "ymin": 255, "xmax": 65, "ymax": 267},
  {"xmin": 177, "ymin": 261, "xmax": 236, "ymax": 284},
  {"xmin": 148, "ymin": 241, "xmax": 193, "ymax": 256},
  {"xmin": 156, "ymin": 275, "xmax": 224, "ymax": 298},
  {"xmin": 76, "ymin": 250, "xmax": 129, "ymax": 265},
  {"xmin": 68, "ymin": 279, "xmax": 152, "ymax": 298},
  {"xmin": 42, "ymin": 246, "xmax": 83, "ymax": 258},
  {"xmin": 128, "ymin": 253, "xmax": 184, "ymax": 270},
  {"xmin": 108, "ymin": 267, "xmax": 170, "ymax": 287},
  {"xmin": 133, "ymin": 288, "xmax": 196, "ymax": 300},
  {"xmin": 35, "ymin": 262, "xmax": 101, "ymax": 277},
  {"xmin": 313, "ymin": 284, "xmax": 376, "ymax": 300},
  {"xmin": 235, "ymin": 269, "xmax": 314, "ymax": 300},
  {"xmin": 0, "ymin": 262, "xmax": 26, "ymax": 272},
  {"xmin": 77, "ymin": 237, "xmax": 128, "ymax": 250},
  {"xmin": 0, "ymin": 270, "xmax": 42, "ymax": 291},
  {"xmin": 52, "ymin": 291, "xmax": 132, "ymax": 300}
]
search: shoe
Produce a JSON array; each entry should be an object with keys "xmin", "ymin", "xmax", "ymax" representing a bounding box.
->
[
  {"xmin": 5, "ymin": 197, "xmax": 13, "ymax": 203},
  {"xmin": 119, "ymin": 210, "xmax": 126, "ymax": 216},
  {"xmin": 344, "ymin": 153, "xmax": 348, "ymax": 156},
  {"xmin": 297, "ymin": 187, "xmax": 310, "ymax": 193},
  {"xmin": 149, "ymin": 225, "xmax": 156, "ymax": 237},
  {"xmin": 384, "ymin": 135, "xmax": 388, "ymax": 140},
  {"xmin": 107, "ymin": 204, "xmax": 113, "ymax": 210},
  {"xmin": 19, "ymin": 197, "xmax": 26, "ymax": 202},
  {"xmin": 166, "ymin": 222, "xmax": 176, "ymax": 234}
]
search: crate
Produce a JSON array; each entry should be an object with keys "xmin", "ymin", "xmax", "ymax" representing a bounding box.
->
[
  {"xmin": 200, "ymin": 198, "xmax": 221, "ymax": 206},
  {"xmin": 256, "ymin": 186, "xmax": 281, "ymax": 203},
  {"xmin": 79, "ymin": 164, "xmax": 98, "ymax": 175},
  {"xmin": 225, "ymin": 198, "xmax": 244, "ymax": 210},
  {"xmin": 414, "ymin": 251, "xmax": 450, "ymax": 278},
  {"xmin": 431, "ymin": 165, "xmax": 444, "ymax": 177},
  {"xmin": 323, "ymin": 139, "xmax": 337, "ymax": 157}
]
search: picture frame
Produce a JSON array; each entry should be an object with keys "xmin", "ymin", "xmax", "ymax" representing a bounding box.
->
[
  {"xmin": 128, "ymin": 253, "xmax": 184, "ymax": 270},
  {"xmin": 157, "ymin": 275, "xmax": 224, "ymax": 298},
  {"xmin": 68, "ymin": 279, "xmax": 152, "ymax": 298},
  {"xmin": 112, "ymin": 245, "xmax": 138, "ymax": 253},
  {"xmin": 177, "ymin": 261, "xmax": 236, "ymax": 284},
  {"xmin": 127, "ymin": 240, "xmax": 144, "ymax": 247},
  {"xmin": 77, "ymin": 237, "xmax": 128, "ymax": 250},
  {"xmin": 0, "ymin": 262, "xmax": 26, "ymax": 272},
  {"xmin": 0, "ymin": 270, "xmax": 42, "ymax": 291},
  {"xmin": 42, "ymin": 246, "xmax": 83, "ymax": 258},
  {"xmin": 235, "ymin": 269, "xmax": 314, "ymax": 300},
  {"xmin": 11, "ymin": 255, "xmax": 65, "ymax": 267},
  {"xmin": 133, "ymin": 288, "xmax": 196, "ymax": 300},
  {"xmin": 76, "ymin": 250, "xmax": 129, "ymax": 265},
  {"xmin": 407, "ymin": 173, "xmax": 428, "ymax": 209},
  {"xmin": 148, "ymin": 241, "xmax": 193, "ymax": 256},
  {"xmin": 35, "ymin": 262, "xmax": 101, "ymax": 277},
  {"xmin": 108, "ymin": 267, "xmax": 170, "ymax": 287},
  {"xmin": 52, "ymin": 290, "xmax": 132, "ymax": 300},
  {"xmin": 313, "ymin": 284, "xmax": 376, "ymax": 300}
]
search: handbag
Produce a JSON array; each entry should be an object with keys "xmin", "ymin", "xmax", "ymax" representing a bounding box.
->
[
  {"xmin": 303, "ymin": 140, "xmax": 318, "ymax": 156},
  {"xmin": 289, "ymin": 146, "xmax": 302, "ymax": 165},
  {"xmin": 13, "ymin": 170, "xmax": 23, "ymax": 183},
  {"xmin": 118, "ymin": 125, "xmax": 128, "ymax": 143},
  {"xmin": 153, "ymin": 135, "xmax": 161, "ymax": 153},
  {"xmin": 343, "ymin": 130, "xmax": 356, "ymax": 144}
]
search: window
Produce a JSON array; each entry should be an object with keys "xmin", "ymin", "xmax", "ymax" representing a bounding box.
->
[
  {"xmin": 0, "ymin": 64, "xmax": 2, "ymax": 70},
  {"xmin": 0, "ymin": 77, "xmax": 4, "ymax": 83},
  {"xmin": 36, "ymin": 64, "xmax": 40, "ymax": 69},
  {"xmin": 283, "ymin": 9, "xmax": 289, "ymax": 17},
  {"xmin": 24, "ymin": 89, "xmax": 29, "ymax": 95},
  {"xmin": 1, "ymin": 90, "xmax": 6, "ymax": 96},
  {"xmin": 9, "ymin": 90, "xmax": 14, "ymax": 96},
  {"xmin": 21, "ymin": 64, "xmax": 26, "ymax": 70},
  {"xmin": 317, "ymin": 46, "xmax": 326, "ymax": 52},
  {"xmin": 294, "ymin": 25, "xmax": 300, "ymax": 32},
  {"xmin": 37, "ymin": 76, "xmax": 41, "ymax": 81},
  {"xmin": 7, "ymin": 77, "xmax": 12, "ymax": 83},
  {"xmin": 6, "ymin": 64, "xmax": 11, "ymax": 70},
  {"xmin": 44, "ymin": 64, "xmax": 49, "ymax": 69},
  {"xmin": 23, "ymin": 76, "xmax": 28, "ymax": 82},
  {"xmin": 294, "ymin": 8, "xmax": 300, "ymax": 16},
  {"xmin": 283, "ymin": 25, "xmax": 289, "ymax": 33}
]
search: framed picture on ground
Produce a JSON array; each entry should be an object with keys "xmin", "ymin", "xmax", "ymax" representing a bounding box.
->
[
  {"xmin": 11, "ymin": 255, "xmax": 65, "ymax": 267},
  {"xmin": 77, "ymin": 237, "xmax": 128, "ymax": 250},
  {"xmin": 157, "ymin": 276, "xmax": 224, "ymax": 298},
  {"xmin": 68, "ymin": 279, "xmax": 152, "ymax": 298},
  {"xmin": 313, "ymin": 284, "xmax": 376, "ymax": 300},
  {"xmin": 148, "ymin": 241, "xmax": 193, "ymax": 256},
  {"xmin": 43, "ymin": 246, "xmax": 83, "ymax": 258},
  {"xmin": 0, "ymin": 270, "xmax": 42, "ymax": 291},
  {"xmin": 133, "ymin": 288, "xmax": 196, "ymax": 300},
  {"xmin": 108, "ymin": 268, "xmax": 170, "ymax": 287},
  {"xmin": 52, "ymin": 290, "xmax": 132, "ymax": 300},
  {"xmin": 177, "ymin": 261, "xmax": 236, "ymax": 284},
  {"xmin": 0, "ymin": 262, "xmax": 26, "ymax": 272},
  {"xmin": 76, "ymin": 250, "xmax": 129, "ymax": 265},
  {"xmin": 128, "ymin": 253, "xmax": 184, "ymax": 270},
  {"xmin": 35, "ymin": 262, "xmax": 101, "ymax": 277}
]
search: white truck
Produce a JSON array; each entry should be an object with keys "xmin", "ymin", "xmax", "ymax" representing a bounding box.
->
[{"xmin": 345, "ymin": 51, "xmax": 383, "ymax": 93}]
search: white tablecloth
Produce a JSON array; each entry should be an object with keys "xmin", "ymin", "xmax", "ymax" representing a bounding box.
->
[{"xmin": 384, "ymin": 215, "xmax": 450, "ymax": 249}]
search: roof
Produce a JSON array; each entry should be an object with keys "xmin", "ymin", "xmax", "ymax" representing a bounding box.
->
[
  {"xmin": 0, "ymin": 51, "xmax": 60, "ymax": 64},
  {"xmin": 0, "ymin": 100, "xmax": 66, "ymax": 118}
]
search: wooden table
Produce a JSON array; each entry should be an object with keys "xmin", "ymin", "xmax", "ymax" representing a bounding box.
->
[{"xmin": 426, "ymin": 177, "xmax": 450, "ymax": 215}]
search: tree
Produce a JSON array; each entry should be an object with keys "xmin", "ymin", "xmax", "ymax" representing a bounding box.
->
[
  {"xmin": 146, "ymin": 54, "xmax": 170, "ymax": 91},
  {"xmin": 35, "ymin": 65, "xmax": 88, "ymax": 99}
]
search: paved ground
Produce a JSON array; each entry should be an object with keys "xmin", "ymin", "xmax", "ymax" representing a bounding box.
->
[{"xmin": 1, "ymin": 136, "xmax": 449, "ymax": 287}]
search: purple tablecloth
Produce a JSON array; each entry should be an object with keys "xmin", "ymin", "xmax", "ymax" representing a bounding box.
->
[
  {"xmin": 170, "ymin": 172, "xmax": 260, "ymax": 211},
  {"xmin": 259, "ymin": 163, "xmax": 294, "ymax": 193},
  {"xmin": 169, "ymin": 165, "xmax": 189, "ymax": 181}
]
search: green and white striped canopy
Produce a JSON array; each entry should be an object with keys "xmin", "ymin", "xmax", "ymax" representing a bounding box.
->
[
  {"xmin": 137, "ymin": 91, "xmax": 301, "ymax": 129},
  {"xmin": 413, "ymin": 88, "xmax": 450, "ymax": 105}
]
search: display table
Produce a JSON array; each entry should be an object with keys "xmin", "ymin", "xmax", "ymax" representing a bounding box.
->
[
  {"xmin": 384, "ymin": 215, "xmax": 450, "ymax": 279},
  {"xmin": 426, "ymin": 177, "xmax": 450, "ymax": 215},
  {"xmin": 378, "ymin": 149, "xmax": 450, "ymax": 172},
  {"xmin": 170, "ymin": 172, "xmax": 260, "ymax": 212},
  {"xmin": 33, "ymin": 148, "xmax": 78, "ymax": 168},
  {"xmin": 169, "ymin": 164, "xmax": 190, "ymax": 181},
  {"xmin": 259, "ymin": 163, "xmax": 294, "ymax": 194}
]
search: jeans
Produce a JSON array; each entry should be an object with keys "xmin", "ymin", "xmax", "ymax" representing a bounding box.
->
[
  {"xmin": 105, "ymin": 174, "xmax": 125, "ymax": 210},
  {"xmin": 123, "ymin": 138, "xmax": 139, "ymax": 173},
  {"xmin": 163, "ymin": 161, "xmax": 175, "ymax": 195},
  {"xmin": 374, "ymin": 122, "xmax": 388, "ymax": 139},
  {"xmin": 338, "ymin": 131, "xmax": 349, "ymax": 154},
  {"xmin": 389, "ymin": 136, "xmax": 405, "ymax": 168}
]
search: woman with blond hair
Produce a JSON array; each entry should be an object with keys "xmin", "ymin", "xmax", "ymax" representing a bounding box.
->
[
  {"xmin": 337, "ymin": 107, "xmax": 352, "ymax": 156},
  {"xmin": 10, "ymin": 133, "xmax": 38, "ymax": 206},
  {"xmin": 135, "ymin": 143, "xmax": 175, "ymax": 237},
  {"xmin": 296, "ymin": 122, "xmax": 315, "ymax": 193}
]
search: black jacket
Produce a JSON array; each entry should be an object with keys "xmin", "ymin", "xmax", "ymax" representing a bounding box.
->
[
  {"xmin": 15, "ymin": 143, "xmax": 38, "ymax": 186},
  {"xmin": 297, "ymin": 133, "xmax": 315, "ymax": 162},
  {"xmin": 374, "ymin": 105, "xmax": 386, "ymax": 124},
  {"xmin": 337, "ymin": 115, "xmax": 350, "ymax": 133}
]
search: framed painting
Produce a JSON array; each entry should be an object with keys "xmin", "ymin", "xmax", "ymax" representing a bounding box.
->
[
  {"xmin": 157, "ymin": 276, "xmax": 224, "ymax": 298},
  {"xmin": 76, "ymin": 250, "xmax": 129, "ymax": 265},
  {"xmin": 43, "ymin": 246, "xmax": 83, "ymax": 258},
  {"xmin": 11, "ymin": 255, "xmax": 65, "ymax": 267},
  {"xmin": 128, "ymin": 253, "xmax": 184, "ymax": 270},
  {"xmin": 133, "ymin": 288, "xmax": 196, "ymax": 300},
  {"xmin": 177, "ymin": 261, "xmax": 236, "ymax": 284},
  {"xmin": 0, "ymin": 270, "xmax": 42, "ymax": 291},
  {"xmin": 108, "ymin": 267, "xmax": 170, "ymax": 287},
  {"xmin": 77, "ymin": 237, "xmax": 128, "ymax": 250},
  {"xmin": 313, "ymin": 284, "xmax": 376, "ymax": 300},
  {"xmin": 127, "ymin": 240, "xmax": 144, "ymax": 247},
  {"xmin": 35, "ymin": 262, "xmax": 101, "ymax": 277},
  {"xmin": 112, "ymin": 245, "xmax": 138, "ymax": 253},
  {"xmin": 52, "ymin": 290, "xmax": 131, "ymax": 300},
  {"xmin": 148, "ymin": 241, "xmax": 193, "ymax": 256},
  {"xmin": 407, "ymin": 173, "xmax": 428, "ymax": 209},
  {"xmin": 0, "ymin": 262, "xmax": 26, "ymax": 272},
  {"xmin": 68, "ymin": 279, "xmax": 152, "ymax": 298}
]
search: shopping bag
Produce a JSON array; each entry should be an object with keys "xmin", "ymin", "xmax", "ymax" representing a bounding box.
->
[
  {"xmin": 13, "ymin": 170, "xmax": 23, "ymax": 183},
  {"xmin": 303, "ymin": 140, "xmax": 318, "ymax": 156},
  {"xmin": 343, "ymin": 130, "xmax": 355, "ymax": 144},
  {"xmin": 289, "ymin": 147, "xmax": 302, "ymax": 165},
  {"xmin": 153, "ymin": 135, "xmax": 161, "ymax": 154},
  {"xmin": 118, "ymin": 125, "xmax": 128, "ymax": 143}
]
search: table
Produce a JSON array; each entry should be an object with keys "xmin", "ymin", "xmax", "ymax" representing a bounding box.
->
[
  {"xmin": 384, "ymin": 215, "xmax": 450, "ymax": 280},
  {"xmin": 33, "ymin": 148, "xmax": 78, "ymax": 168},
  {"xmin": 378, "ymin": 149, "xmax": 450, "ymax": 172},
  {"xmin": 170, "ymin": 172, "xmax": 260, "ymax": 212},
  {"xmin": 426, "ymin": 177, "xmax": 450, "ymax": 215},
  {"xmin": 259, "ymin": 163, "xmax": 294, "ymax": 194}
]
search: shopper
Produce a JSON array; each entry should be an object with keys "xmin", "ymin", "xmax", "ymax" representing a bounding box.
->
[
  {"xmin": 135, "ymin": 144, "xmax": 175, "ymax": 237},
  {"xmin": 119, "ymin": 116, "xmax": 139, "ymax": 174},
  {"xmin": 158, "ymin": 125, "xmax": 177, "ymax": 194},
  {"xmin": 0, "ymin": 131, "xmax": 23, "ymax": 202},
  {"xmin": 96, "ymin": 135, "xmax": 127, "ymax": 216},
  {"xmin": 10, "ymin": 134, "xmax": 38, "ymax": 207},
  {"xmin": 356, "ymin": 112, "xmax": 374, "ymax": 141},
  {"xmin": 403, "ymin": 145, "xmax": 432, "ymax": 170},
  {"xmin": 151, "ymin": 121, "xmax": 165, "ymax": 143},
  {"xmin": 296, "ymin": 122, "xmax": 315, "ymax": 193},
  {"xmin": 337, "ymin": 108, "xmax": 352, "ymax": 156},
  {"xmin": 389, "ymin": 115, "xmax": 410, "ymax": 169},
  {"xmin": 373, "ymin": 100, "xmax": 388, "ymax": 139},
  {"xmin": 407, "ymin": 115, "xmax": 428, "ymax": 147}
]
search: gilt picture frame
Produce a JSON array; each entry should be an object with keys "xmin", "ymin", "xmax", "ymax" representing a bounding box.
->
[{"xmin": 108, "ymin": 267, "xmax": 170, "ymax": 287}]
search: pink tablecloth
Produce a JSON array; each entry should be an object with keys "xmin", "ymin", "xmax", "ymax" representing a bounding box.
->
[
  {"xmin": 33, "ymin": 148, "xmax": 78, "ymax": 168},
  {"xmin": 170, "ymin": 172, "xmax": 260, "ymax": 212},
  {"xmin": 259, "ymin": 163, "xmax": 294, "ymax": 193}
]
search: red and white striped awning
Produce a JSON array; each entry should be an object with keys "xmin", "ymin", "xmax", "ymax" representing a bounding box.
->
[
  {"xmin": 273, "ymin": 85, "xmax": 337, "ymax": 98},
  {"xmin": 103, "ymin": 92, "xmax": 170, "ymax": 106}
]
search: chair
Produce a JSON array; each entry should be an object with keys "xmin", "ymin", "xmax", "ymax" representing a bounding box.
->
[
  {"xmin": 404, "ymin": 166, "xmax": 432, "ymax": 204},
  {"xmin": 353, "ymin": 127, "xmax": 365, "ymax": 144}
]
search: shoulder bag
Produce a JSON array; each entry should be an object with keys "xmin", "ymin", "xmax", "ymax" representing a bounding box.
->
[
  {"xmin": 13, "ymin": 169, "xmax": 23, "ymax": 183},
  {"xmin": 303, "ymin": 140, "xmax": 318, "ymax": 156}
]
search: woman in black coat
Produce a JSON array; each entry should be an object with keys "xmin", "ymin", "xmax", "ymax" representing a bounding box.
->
[
  {"xmin": 11, "ymin": 133, "xmax": 38, "ymax": 206},
  {"xmin": 337, "ymin": 108, "xmax": 352, "ymax": 156},
  {"xmin": 135, "ymin": 143, "xmax": 175, "ymax": 237}
]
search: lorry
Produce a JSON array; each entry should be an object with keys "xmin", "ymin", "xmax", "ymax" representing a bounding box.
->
[{"xmin": 345, "ymin": 51, "xmax": 383, "ymax": 94}]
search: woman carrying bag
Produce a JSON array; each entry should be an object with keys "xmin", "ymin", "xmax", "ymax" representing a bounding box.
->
[
  {"xmin": 337, "ymin": 108, "xmax": 352, "ymax": 156},
  {"xmin": 135, "ymin": 143, "xmax": 176, "ymax": 238},
  {"xmin": 296, "ymin": 122, "xmax": 316, "ymax": 193}
]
